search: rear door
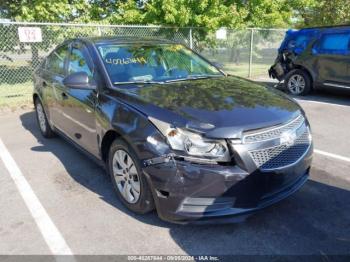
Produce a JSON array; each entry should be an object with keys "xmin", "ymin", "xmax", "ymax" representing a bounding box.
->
[
  {"xmin": 44, "ymin": 43, "xmax": 70, "ymax": 128},
  {"xmin": 312, "ymin": 31, "xmax": 350, "ymax": 87},
  {"xmin": 60, "ymin": 41, "xmax": 99, "ymax": 156}
]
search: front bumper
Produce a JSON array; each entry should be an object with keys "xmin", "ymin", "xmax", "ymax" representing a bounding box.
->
[
  {"xmin": 269, "ymin": 62, "xmax": 286, "ymax": 81},
  {"xmin": 143, "ymin": 144, "xmax": 312, "ymax": 224}
]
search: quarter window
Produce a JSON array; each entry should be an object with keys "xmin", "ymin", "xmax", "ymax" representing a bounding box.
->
[
  {"xmin": 47, "ymin": 45, "xmax": 69, "ymax": 75},
  {"xmin": 317, "ymin": 33, "xmax": 350, "ymax": 54}
]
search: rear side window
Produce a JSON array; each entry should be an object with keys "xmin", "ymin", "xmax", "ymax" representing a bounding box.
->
[
  {"xmin": 47, "ymin": 44, "xmax": 69, "ymax": 75},
  {"xmin": 316, "ymin": 33, "xmax": 350, "ymax": 54}
]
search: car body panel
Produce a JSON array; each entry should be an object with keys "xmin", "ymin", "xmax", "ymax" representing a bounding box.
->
[{"xmin": 96, "ymin": 90, "xmax": 172, "ymax": 161}]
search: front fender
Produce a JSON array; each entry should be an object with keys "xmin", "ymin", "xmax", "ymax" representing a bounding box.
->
[{"xmin": 97, "ymin": 94, "xmax": 172, "ymax": 161}]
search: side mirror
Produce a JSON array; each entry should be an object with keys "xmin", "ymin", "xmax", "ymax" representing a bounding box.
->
[{"xmin": 63, "ymin": 72, "xmax": 96, "ymax": 89}]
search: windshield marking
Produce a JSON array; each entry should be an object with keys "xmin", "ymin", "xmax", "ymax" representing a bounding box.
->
[{"xmin": 105, "ymin": 57, "xmax": 147, "ymax": 65}]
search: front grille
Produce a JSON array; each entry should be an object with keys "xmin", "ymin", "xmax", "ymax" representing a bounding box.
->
[
  {"xmin": 243, "ymin": 115, "xmax": 304, "ymax": 143},
  {"xmin": 249, "ymin": 129, "xmax": 311, "ymax": 170}
]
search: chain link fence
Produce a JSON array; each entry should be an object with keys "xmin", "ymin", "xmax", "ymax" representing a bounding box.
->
[
  {"xmin": 0, "ymin": 21, "xmax": 286, "ymax": 108},
  {"xmin": 199, "ymin": 28, "xmax": 286, "ymax": 78}
]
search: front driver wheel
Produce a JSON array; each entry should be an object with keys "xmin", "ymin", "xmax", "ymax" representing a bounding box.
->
[
  {"xmin": 285, "ymin": 69, "xmax": 311, "ymax": 96},
  {"xmin": 34, "ymin": 98, "xmax": 55, "ymax": 138},
  {"xmin": 108, "ymin": 139, "xmax": 154, "ymax": 214}
]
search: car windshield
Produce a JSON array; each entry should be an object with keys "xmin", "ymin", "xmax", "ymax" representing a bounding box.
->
[{"xmin": 96, "ymin": 43, "xmax": 223, "ymax": 84}]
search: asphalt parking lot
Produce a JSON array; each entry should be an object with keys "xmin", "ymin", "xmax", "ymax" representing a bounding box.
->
[{"xmin": 0, "ymin": 87, "xmax": 350, "ymax": 257}]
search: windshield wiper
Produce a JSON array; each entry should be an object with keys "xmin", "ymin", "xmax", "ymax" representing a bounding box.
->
[
  {"xmin": 113, "ymin": 80, "xmax": 163, "ymax": 85},
  {"xmin": 114, "ymin": 75, "xmax": 223, "ymax": 85},
  {"xmin": 164, "ymin": 74, "xmax": 223, "ymax": 83},
  {"xmin": 190, "ymin": 74, "xmax": 223, "ymax": 78}
]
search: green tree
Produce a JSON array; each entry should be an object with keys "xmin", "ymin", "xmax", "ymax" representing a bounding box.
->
[
  {"xmin": 142, "ymin": 0, "xmax": 243, "ymax": 29},
  {"xmin": 296, "ymin": 0, "xmax": 350, "ymax": 27},
  {"xmin": 103, "ymin": 0, "xmax": 311, "ymax": 29},
  {"xmin": 0, "ymin": 0, "xmax": 90, "ymax": 68},
  {"xmin": 1, "ymin": 0, "xmax": 322, "ymax": 29},
  {"xmin": 0, "ymin": 0, "xmax": 88, "ymax": 22},
  {"xmin": 226, "ymin": 0, "xmax": 313, "ymax": 28}
]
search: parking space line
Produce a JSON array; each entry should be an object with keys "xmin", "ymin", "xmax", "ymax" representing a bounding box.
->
[
  {"xmin": 0, "ymin": 138, "xmax": 73, "ymax": 255},
  {"xmin": 315, "ymin": 149, "xmax": 350, "ymax": 163}
]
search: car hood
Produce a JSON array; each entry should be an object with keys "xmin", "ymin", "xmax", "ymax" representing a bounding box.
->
[{"xmin": 112, "ymin": 76, "xmax": 301, "ymax": 138}]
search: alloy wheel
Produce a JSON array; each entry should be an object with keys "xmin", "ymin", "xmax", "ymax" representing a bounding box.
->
[
  {"xmin": 112, "ymin": 149, "xmax": 141, "ymax": 204},
  {"xmin": 287, "ymin": 74, "xmax": 306, "ymax": 95},
  {"xmin": 36, "ymin": 102, "xmax": 47, "ymax": 133}
]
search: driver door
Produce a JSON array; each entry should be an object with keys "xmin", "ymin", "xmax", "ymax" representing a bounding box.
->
[{"xmin": 60, "ymin": 41, "xmax": 99, "ymax": 157}]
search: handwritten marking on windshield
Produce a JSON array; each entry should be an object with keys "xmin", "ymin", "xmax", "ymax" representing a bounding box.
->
[{"xmin": 105, "ymin": 57, "xmax": 147, "ymax": 65}]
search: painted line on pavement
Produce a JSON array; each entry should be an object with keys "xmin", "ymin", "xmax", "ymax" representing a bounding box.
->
[
  {"xmin": 315, "ymin": 149, "xmax": 350, "ymax": 163},
  {"xmin": 0, "ymin": 138, "xmax": 73, "ymax": 255}
]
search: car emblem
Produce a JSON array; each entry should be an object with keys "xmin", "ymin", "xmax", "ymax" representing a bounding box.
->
[{"xmin": 280, "ymin": 130, "xmax": 297, "ymax": 146}]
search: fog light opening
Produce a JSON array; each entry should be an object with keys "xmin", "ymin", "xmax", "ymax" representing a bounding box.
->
[{"xmin": 156, "ymin": 189, "xmax": 170, "ymax": 198}]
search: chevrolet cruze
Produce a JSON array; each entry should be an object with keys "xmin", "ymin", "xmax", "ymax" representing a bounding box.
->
[{"xmin": 33, "ymin": 37, "xmax": 313, "ymax": 223}]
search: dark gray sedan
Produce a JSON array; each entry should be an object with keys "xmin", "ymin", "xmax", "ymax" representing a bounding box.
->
[{"xmin": 33, "ymin": 37, "xmax": 313, "ymax": 223}]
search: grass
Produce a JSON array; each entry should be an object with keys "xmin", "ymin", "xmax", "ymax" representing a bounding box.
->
[
  {"xmin": 201, "ymin": 48, "xmax": 275, "ymax": 78},
  {"xmin": 0, "ymin": 60, "xmax": 29, "ymax": 67},
  {"xmin": 222, "ymin": 62, "xmax": 270, "ymax": 78},
  {"xmin": 0, "ymin": 82, "xmax": 33, "ymax": 110}
]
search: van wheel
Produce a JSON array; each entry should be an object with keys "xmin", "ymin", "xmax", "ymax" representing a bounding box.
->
[
  {"xmin": 34, "ymin": 98, "xmax": 55, "ymax": 138},
  {"xmin": 285, "ymin": 69, "xmax": 311, "ymax": 96},
  {"xmin": 108, "ymin": 138, "xmax": 155, "ymax": 214}
]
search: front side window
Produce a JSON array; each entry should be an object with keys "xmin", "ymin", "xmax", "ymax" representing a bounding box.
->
[
  {"xmin": 47, "ymin": 44, "xmax": 69, "ymax": 75},
  {"xmin": 96, "ymin": 44, "xmax": 222, "ymax": 84},
  {"xmin": 68, "ymin": 47, "xmax": 93, "ymax": 77}
]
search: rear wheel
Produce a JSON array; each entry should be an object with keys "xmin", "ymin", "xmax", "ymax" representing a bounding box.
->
[
  {"xmin": 285, "ymin": 69, "xmax": 311, "ymax": 96},
  {"xmin": 34, "ymin": 98, "xmax": 55, "ymax": 138},
  {"xmin": 108, "ymin": 139, "xmax": 154, "ymax": 214}
]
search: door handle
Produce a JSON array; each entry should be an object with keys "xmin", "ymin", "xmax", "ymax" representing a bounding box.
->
[{"xmin": 61, "ymin": 92, "xmax": 68, "ymax": 100}]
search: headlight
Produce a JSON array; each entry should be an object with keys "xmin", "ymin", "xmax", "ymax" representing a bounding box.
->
[{"xmin": 149, "ymin": 117, "xmax": 230, "ymax": 162}]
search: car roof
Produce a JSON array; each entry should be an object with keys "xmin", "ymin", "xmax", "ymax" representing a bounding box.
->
[
  {"xmin": 285, "ymin": 26, "xmax": 350, "ymax": 39},
  {"xmin": 302, "ymin": 24, "xmax": 350, "ymax": 30},
  {"xmin": 73, "ymin": 36, "xmax": 176, "ymax": 45}
]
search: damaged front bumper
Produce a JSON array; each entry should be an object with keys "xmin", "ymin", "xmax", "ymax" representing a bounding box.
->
[
  {"xmin": 269, "ymin": 51, "xmax": 298, "ymax": 81},
  {"xmin": 269, "ymin": 62, "xmax": 286, "ymax": 81},
  {"xmin": 142, "ymin": 147, "xmax": 312, "ymax": 224}
]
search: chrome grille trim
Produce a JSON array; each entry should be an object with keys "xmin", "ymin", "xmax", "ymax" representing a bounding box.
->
[
  {"xmin": 243, "ymin": 115, "xmax": 305, "ymax": 144},
  {"xmin": 249, "ymin": 127, "xmax": 311, "ymax": 171}
]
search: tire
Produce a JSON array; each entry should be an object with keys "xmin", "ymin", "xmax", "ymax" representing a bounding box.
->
[
  {"xmin": 34, "ymin": 98, "xmax": 55, "ymax": 138},
  {"xmin": 108, "ymin": 138, "xmax": 155, "ymax": 214},
  {"xmin": 285, "ymin": 69, "xmax": 311, "ymax": 96}
]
